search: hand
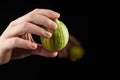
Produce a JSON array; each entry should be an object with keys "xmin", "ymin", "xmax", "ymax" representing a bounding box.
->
[{"xmin": 0, "ymin": 9, "xmax": 60, "ymax": 65}]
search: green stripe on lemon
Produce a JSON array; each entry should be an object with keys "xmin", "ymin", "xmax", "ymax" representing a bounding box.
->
[{"xmin": 40, "ymin": 19, "xmax": 69, "ymax": 51}]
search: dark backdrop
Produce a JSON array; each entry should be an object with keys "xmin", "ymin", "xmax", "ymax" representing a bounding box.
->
[{"xmin": 0, "ymin": 0, "xmax": 90, "ymax": 79}]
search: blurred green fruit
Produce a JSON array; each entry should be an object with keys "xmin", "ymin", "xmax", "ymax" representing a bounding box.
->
[{"xmin": 69, "ymin": 45, "xmax": 84, "ymax": 61}]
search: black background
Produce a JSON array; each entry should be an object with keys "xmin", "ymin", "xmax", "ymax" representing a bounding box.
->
[{"xmin": 0, "ymin": 0, "xmax": 90, "ymax": 79}]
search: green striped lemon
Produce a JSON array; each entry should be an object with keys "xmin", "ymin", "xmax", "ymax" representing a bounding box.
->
[{"xmin": 40, "ymin": 19, "xmax": 69, "ymax": 51}]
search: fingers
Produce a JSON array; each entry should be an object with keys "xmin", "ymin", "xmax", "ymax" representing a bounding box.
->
[
  {"xmin": 4, "ymin": 37, "xmax": 37, "ymax": 50},
  {"xmin": 0, "ymin": 9, "xmax": 60, "ymax": 65},
  {"xmin": 6, "ymin": 37, "xmax": 58, "ymax": 57},
  {"xmin": 31, "ymin": 44, "xmax": 58, "ymax": 57},
  {"xmin": 5, "ymin": 22, "xmax": 52, "ymax": 38},
  {"xmin": 9, "ymin": 9, "xmax": 60, "ymax": 29},
  {"xmin": 2, "ymin": 9, "xmax": 60, "ymax": 38}
]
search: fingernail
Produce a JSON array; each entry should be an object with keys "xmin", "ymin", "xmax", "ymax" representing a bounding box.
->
[
  {"xmin": 31, "ymin": 43, "xmax": 37, "ymax": 49},
  {"xmin": 56, "ymin": 13, "xmax": 60, "ymax": 18},
  {"xmin": 54, "ymin": 12, "xmax": 60, "ymax": 18},
  {"xmin": 45, "ymin": 32, "xmax": 52, "ymax": 38}
]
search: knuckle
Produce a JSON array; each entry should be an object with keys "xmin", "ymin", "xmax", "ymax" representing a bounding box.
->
[
  {"xmin": 26, "ymin": 13, "xmax": 33, "ymax": 21},
  {"xmin": 21, "ymin": 22, "xmax": 29, "ymax": 30},
  {"xmin": 29, "ymin": 8, "xmax": 39, "ymax": 16},
  {"xmin": 45, "ymin": 19, "xmax": 52, "ymax": 26},
  {"xmin": 9, "ymin": 20, "xmax": 16, "ymax": 26},
  {"xmin": 33, "ymin": 8, "xmax": 39, "ymax": 12}
]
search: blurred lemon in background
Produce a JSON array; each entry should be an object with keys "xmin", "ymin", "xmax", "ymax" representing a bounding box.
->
[{"xmin": 69, "ymin": 45, "xmax": 84, "ymax": 61}]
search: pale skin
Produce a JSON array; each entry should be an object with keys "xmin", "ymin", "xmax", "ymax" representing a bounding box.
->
[{"xmin": 0, "ymin": 9, "xmax": 60, "ymax": 65}]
